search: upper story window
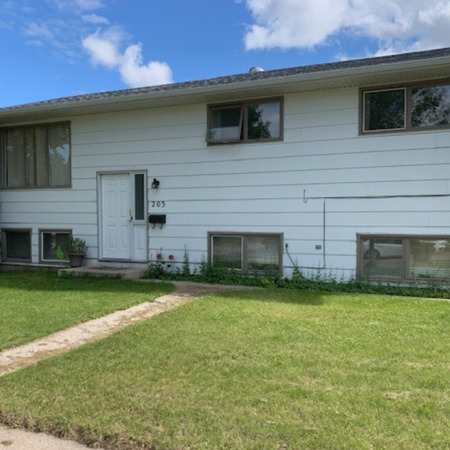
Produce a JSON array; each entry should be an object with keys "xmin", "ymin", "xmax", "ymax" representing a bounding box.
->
[
  {"xmin": 0, "ymin": 122, "xmax": 71, "ymax": 188},
  {"xmin": 362, "ymin": 82, "xmax": 450, "ymax": 133},
  {"xmin": 207, "ymin": 98, "xmax": 282, "ymax": 144}
]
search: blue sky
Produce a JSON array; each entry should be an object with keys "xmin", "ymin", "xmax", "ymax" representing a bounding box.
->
[{"xmin": 1, "ymin": 0, "xmax": 450, "ymax": 107}]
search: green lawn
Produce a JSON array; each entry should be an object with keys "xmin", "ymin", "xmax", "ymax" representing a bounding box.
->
[
  {"xmin": 0, "ymin": 289, "xmax": 449, "ymax": 450},
  {"xmin": 0, "ymin": 272, "xmax": 173, "ymax": 351}
]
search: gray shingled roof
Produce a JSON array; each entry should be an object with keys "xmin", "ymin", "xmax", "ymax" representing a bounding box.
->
[{"xmin": 2, "ymin": 46, "xmax": 450, "ymax": 112}]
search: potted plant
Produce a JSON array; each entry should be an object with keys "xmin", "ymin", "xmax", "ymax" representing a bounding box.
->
[{"xmin": 66, "ymin": 236, "xmax": 88, "ymax": 268}]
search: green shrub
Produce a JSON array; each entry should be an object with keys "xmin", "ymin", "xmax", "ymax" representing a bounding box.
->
[{"xmin": 143, "ymin": 251, "xmax": 450, "ymax": 299}]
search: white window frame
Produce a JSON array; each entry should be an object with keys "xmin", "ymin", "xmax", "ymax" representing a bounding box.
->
[{"xmin": 39, "ymin": 229, "xmax": 72, "ymax": 263}]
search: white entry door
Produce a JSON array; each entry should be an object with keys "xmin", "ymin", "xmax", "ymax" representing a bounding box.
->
[{"xmin": 99, "ymin": 173, "xmax": 147, "ymax": 261}]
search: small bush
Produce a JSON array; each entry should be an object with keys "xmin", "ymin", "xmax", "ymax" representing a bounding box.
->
[{"xmin": 143, "ymin": 253, "xmax": 450, "ymax": 299}]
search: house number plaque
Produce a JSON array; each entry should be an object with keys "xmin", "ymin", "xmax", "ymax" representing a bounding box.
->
[{"xmin": 151, "ymin": 201, "xmax": 166, "ymax": 208}]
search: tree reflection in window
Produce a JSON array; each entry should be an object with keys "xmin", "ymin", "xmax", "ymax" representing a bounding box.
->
[
  {"xmin": 208, "ymin": 99, "xmax": 281, "ymax": 143},
  {"xmin": 412, "ymin": 85, "xmax": 450, "ymax": 127}
]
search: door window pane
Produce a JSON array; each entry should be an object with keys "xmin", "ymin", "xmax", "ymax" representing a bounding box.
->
[{"xmin": 134, "ymin": 174, "xmax": 145, "ymax": 220}]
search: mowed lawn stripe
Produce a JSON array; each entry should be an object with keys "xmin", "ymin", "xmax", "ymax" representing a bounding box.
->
[
  {"xmin": 0, "ymin": 289, "xmax": 449, "ymax": 449},
  {"xmin": 0, "ymin": 273, "xmax": 173, "ymax": 351}
]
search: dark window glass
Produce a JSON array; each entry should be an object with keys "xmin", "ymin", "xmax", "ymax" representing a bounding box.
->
[
  {"xmin": 409, "ymin": 238, "xmax": 450, "ymax": 279},
  {"xmin": 364, "ymin": 90, "xmax": 405, "ymax": 131},
  {"xmin": 134, "ymin": 174, "xmax": 145, "ymax": 220},
  {"xmin": 359, "ymin": 236, "xmax": 450, "ymax": 281},
  {"xmin": 208, "ymin": 99, "xmax": 282, "ymax": 144},
  {"xmin": 3, "ymin": 230, "xmax": 31, "ymax": 261},
  {"xmin": 361, "ymin": 238, "xmax": 404, "ymax": 279},
  {"xmin": 247, "ymin": 235, "xmax": 280, "ymax": 271},
  {"xmin": 247, "ymin": 102, "xmax": 280, "ymax": 140},
  {"xmin": 5, "ymin": 129, "xmax": 26, "ymax": 187},
  {"xmin": 212, "ymin": 236, "xmax": 242, "ymax": 269},
  {"xmin": 1, "ymin": 123, "xmax": 70, "ymax": 188},
  {"xmin": 211, "ymin": 234, "xmax": 282, "ymax": 272},
  {"xmin": 209, "ymin": 107, "xmax": 242, "ymax": 141},
  {"xmin": 42, "ymin": 231, "xmax": 70, "ymax": 262},
  {"xmin": 412, "ymin": 85, "xmax": 450, "ymax": 127},
  {"xmin": 48, "ymin": 124, "xmax": 70, "ymax": 186}
]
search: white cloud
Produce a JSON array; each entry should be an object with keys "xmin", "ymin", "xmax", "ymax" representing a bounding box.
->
[
  {"xmin": 82, "ymin": 29, "xmax": 122, "ymax": 68},
  {"xmin": 243, "ymin": 0, "xmax": 450, "ymax": 55},
  {"xmin": 82, "ymin": 13, "xmax": 109, "ymax": 24},
  {"xmin": 245, "ymin": 0, "xmax": 348, "ymax": 49},
  {"xmin": 25, "ymin": 22, "xmax": 54, "ymax": 40},
  {"xmin": 51, "ymin": 0, "xmax": 104, "ymax": 12},
  {"xmin": 82, "ymin": 28, "xmax": 173, "ymax": 88}
]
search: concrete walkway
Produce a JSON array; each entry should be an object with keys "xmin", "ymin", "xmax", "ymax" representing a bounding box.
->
[
  {"xmin": 0, "ymin": 280, "xmax": 254, "ymax": 450},
  {"xmin": 0, "ymin": 425, "xmax": 94, "ymax": 450}
]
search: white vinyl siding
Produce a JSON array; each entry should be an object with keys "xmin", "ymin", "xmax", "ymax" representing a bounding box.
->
[{"xmin": 0, "ymin": 88, "xmax": 449, "ymax": 278}]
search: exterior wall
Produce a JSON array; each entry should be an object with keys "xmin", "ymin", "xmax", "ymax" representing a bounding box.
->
[{"xmin": 1, "ymin": 86, "xmax": 450, "ymax": 278}]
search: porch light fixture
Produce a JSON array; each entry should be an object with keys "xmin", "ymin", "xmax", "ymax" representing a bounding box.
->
[{"xmin": 151, "ymin": 178, "xmax": 160, "ymax": 189}]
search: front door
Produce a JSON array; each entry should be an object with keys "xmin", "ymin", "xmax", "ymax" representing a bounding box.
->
[{"xmin": 99, "ymin": 172, "xmax": 147, "ymax": 261}]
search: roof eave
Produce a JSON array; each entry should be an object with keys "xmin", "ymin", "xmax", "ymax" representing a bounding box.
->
[{"xmin": 1, "ymin": 53, "xmax": 450, "ymax": 124}]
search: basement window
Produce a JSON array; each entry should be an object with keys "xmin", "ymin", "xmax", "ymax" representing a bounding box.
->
[
  {"xmin": 40, "ymin": 230, "xmax": 71, "ymax": 263},
  {"xmin": 1, "ymin": 229, "xmax": 32, "ymax": 262},
  {"xmin": 209, "ymin": 233, "xmax": 282, "ymax": 273},
  {"xmin": 207, "ymin": 98, "xmax": 282, "ymax": 144},
  {"xmin": 358, "ymin": 235, "xmax": 450, "ymax": 281}
]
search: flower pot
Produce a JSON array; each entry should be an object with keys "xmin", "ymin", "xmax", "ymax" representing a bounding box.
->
[{"xmin": 69, "ymin": 253, "xmax": 85, "ymax": 268}]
